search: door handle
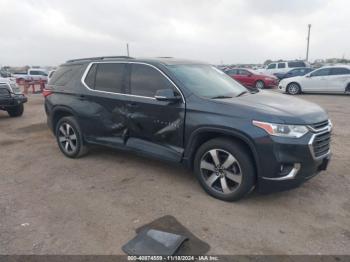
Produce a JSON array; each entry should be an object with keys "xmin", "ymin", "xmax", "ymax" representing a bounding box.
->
[
  {"xmin": 78, "ymin": 95, "xmax": 86, "ymax": 101},
  {"xmin": 126, "ymin": 102, "xmax": 139, "ymax": 108}
]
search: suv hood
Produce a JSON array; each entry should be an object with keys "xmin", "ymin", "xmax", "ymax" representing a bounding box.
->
[{"xmin": 213, "ymin": 91, "xmax": 328, "ymax": 124}]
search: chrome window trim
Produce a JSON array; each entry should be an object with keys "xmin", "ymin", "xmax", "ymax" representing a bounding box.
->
[{"xmin": 80, "ymin": 61, "xmax": 185, "ymax": 103}]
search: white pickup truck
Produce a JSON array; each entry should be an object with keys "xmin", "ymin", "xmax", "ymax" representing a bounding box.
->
[{"xmin": 12, "ymin": 69, "xmax": 48, "ymax": 83}]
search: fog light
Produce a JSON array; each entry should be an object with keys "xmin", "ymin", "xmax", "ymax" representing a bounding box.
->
[{"xmin": 279, "ymin": 164, "xmax": 294, "ymax": 177}]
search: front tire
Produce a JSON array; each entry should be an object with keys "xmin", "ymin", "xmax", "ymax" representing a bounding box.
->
[
  {"xmin": 55, "ymin": 116, "xmax": 88, "ymax": 158},
  {"xmin": 194, "ymin": 138, "xmax": 255, "ymax": 201},
  {"xmin": 287, "ymin": 83, "xmax": 301, "ymax": 95},
  {"xmin": 255, "ymin": 80, "xmax": 265, "ymax": 89},
  {"xmin": 7, "ymin": 104, "xmax": 24, "ymax": 117}
]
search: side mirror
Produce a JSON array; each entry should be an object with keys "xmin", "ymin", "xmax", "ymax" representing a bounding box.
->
[
  {"xmin": 155, "ymin": 89, "xmax": 181, "ymax": 102},
  {"xmin": 306, "ymin": 74, "xmax": 311, "ymax": 78}
]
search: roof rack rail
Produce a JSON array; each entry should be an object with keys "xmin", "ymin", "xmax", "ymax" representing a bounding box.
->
[{"xmin": 66, "ymin": 56, "xmax": 134, "ymax": 63}]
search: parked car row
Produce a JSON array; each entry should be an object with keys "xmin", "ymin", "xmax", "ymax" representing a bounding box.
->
[
  {"xmin": 260, "ymin": 60, "xmax": 310, "ymax": 75},
  {"xmin": 224, "ymin": 68, "xmax": 278, "ymax": 89},
  {"xmin": 279, "ymin": 65, "xmax": 350, "ymax": 95},
  {"xmin": 0, "ymin": 77, "xmax": 27, "ymax": 117},
  {"xmin": 12, "ymin": 68, "xmax": 48, "ymax": 84}
]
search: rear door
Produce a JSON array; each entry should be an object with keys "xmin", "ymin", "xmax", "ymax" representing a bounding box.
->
[
  {"xmin": 328, "ymin": 67, "xmax": 350, "ymax": 92},
  {"xmin": 81, "ymin": 62, "xmax": 129, "ymax": 146},
  {"xmin": 124, "ymin": 63, "xmax": 186, "ymax": 162},
  {"xmin": 238, "ymin": 69, "xmax": 254, "ymax": 87},
  {"xmin": 277, "ymin": 62, "xmax": 287, "ymax": 73}
]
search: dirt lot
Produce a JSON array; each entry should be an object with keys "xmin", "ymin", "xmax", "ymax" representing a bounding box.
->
[{"xmin": 0, "ymin": 93, "xmax": 349, "ymax": 255}]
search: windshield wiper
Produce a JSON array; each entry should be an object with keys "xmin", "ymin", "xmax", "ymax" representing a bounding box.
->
[
  {"xmin": 236, "ymin": 91, "xmax": 249, "ymax": 97},
  {"xmin": 211, "ymin": 95, "xmax": 233, "ymax": 99}
]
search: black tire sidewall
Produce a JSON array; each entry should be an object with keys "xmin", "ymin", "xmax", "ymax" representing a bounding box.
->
[
  {"xmin": 7, "ymin": 104, "xmax": 24, "ymax": 117},
  {"xmin": 55, "ymin": 116, "xmax": 83, "ymax": 158},
  {"xmin": 194, "ymin": 138, "xmax": 255, "ymax": 201}
]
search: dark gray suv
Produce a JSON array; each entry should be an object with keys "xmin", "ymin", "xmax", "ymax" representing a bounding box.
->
[{"xmin": 44, "ymin": 56, "xmax": 332, "ymax": 201}]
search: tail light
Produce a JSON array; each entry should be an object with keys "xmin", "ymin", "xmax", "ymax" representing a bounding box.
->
[{"xmin": 42, "ymin": 88, "xmax": 53, "ymax": 97}]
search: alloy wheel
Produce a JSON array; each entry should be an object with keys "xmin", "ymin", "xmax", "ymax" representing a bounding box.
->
[
  {"xmin": 256, "ymin": 81, "xmax": 264, "ymax": 89},
  {"xmin": 288, "ymin": 83, "xmax": 300, "ymax": 94},
  {"xmin": 200, "ymin": 149, "xmax": 242, "ymax": 194},
  {"xmin": 58, "ymin": 123, "xmax": 78, "ymax": 154}
]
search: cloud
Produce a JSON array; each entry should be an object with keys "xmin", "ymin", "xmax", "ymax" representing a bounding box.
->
[{"xmin": 0, "ymin": 0, "xmax": 349, "ymax": 66}]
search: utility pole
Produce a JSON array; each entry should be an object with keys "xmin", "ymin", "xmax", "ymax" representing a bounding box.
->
[
  {"xmin": 306, "ymin": 24, "xmax": 311, "ymax": 62},
  {"xmin": 126, "ymin": 43, "xmax": 130, "ymax": 57}
]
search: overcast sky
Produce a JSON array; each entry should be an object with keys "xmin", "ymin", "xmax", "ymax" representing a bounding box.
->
[{"xmin": 0, "ymin": 0, "xmax": 349, "ymax": 66}]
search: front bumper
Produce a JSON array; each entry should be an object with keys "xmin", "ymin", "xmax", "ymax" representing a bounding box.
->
[
  {"xmin": 258, "ymin": 153, "xmax": 330, "ymax": 193},
  {"xmin": 255, "ymin": 125, "xmax": 332, "ymax": 194},
  {"xmin": 265, "ymin": 79, "xmax": 279, "ymax": 88},
  {"xmin": 0, "ymin": 94, "xmax": 27, "ymax": 108}
]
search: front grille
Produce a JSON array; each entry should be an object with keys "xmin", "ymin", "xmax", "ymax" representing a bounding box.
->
[
  {"xmin": 0, "ymin": 88, "xmax": 11, "ymax": 98},
  {"xmin": 310, "ymin": 120, "xmax": 329, "ymax": 131},
  {"xmin": 312, "ymin": 131, "xmax": 331, "ymax": 158}
]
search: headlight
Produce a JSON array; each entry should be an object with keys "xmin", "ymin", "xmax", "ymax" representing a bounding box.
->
[{"xmin": 252, "ymin": 120, "xmax": 308, "ymax": 138}]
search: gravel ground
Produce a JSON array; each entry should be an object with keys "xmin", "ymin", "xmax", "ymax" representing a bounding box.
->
[{"xmin": 0, "ymin": 93, "xmax": 349, "ymax": 255}]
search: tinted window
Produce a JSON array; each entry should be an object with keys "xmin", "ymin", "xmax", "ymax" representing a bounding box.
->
[
  {"xmin": 84, "ymin": 64, "xmax": 97, "ymax": 88},
  {"xmin": 226, "ymin": 69, "xmax": 238, "ymax": 75},
  {"xmin": 288, "ymin": 61, "xmax": 306, "ymax": 68},
  {"xmin": 94, "ymin": 63, "xmax": 127, "ymax": 93},
  {"xmin": 30, "ymin": 71, "xmax": 39, "ymax": 75},
  {"xmin": 50, "ymin": 65, "xmax": 82, "ymax": 86},
  {"xmin": 330, "ymin": 67, "xmax": 350, "ymax": 75},
  {"xmin": 278, "ymin": 63, "xmax": 286, "ymax": 68},
  {"xmin": 267, "ymin": 64, "xmax": 276, "ymax": 69},
  {"xmin": 310, "ymin": 68, "xmax": 331, "ymax": 77},
  {"xmin": 130, "ymin": 64, "xmax": 173, "ymax": 97},
  {"xmin": 239, "ymin": 69, "xmax": 251, "ymax": 75}
]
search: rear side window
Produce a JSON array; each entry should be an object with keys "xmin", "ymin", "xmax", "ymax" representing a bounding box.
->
[
  {"xmin": 50, "ymin": 65, "xmax": 82, "ymax": 86},
  {"xmin": 239, "ymin": 69, "xmax": 251, "ymax": 75},
  {"xmin": 226, "ymin": 69, "xmax": 238, "ymax": 75},
  {"xmin": 267, "ymin": 63, "xmax": 276, "ymax": 69},
  {"xmin": 130, "ymin": 64, "xmax": 173, "ymax": 97},
  {"xmin": 288, "ymin": 61, "xmax": 306, "ymax": 68},
  {"xmin": 92, "ymin": 63, "xmax": 127, "ymax": 93},
  {"xmin": 330, "ymin": 67, "xmax": 350, "ymax": 75},
  {"xmin": 30, "ymin": 71, "xmax": 39, "ymax": 75},
  {"xmin": 278, "ymin": 63, "xmax": 286, "ymax": 68}
]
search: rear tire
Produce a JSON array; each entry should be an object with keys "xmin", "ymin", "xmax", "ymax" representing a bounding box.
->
[
  {"xmin": 194, "ymin": 138, "xmax": 255, "ymax": 201},
  {"xmin": 7, "ymin": 104, "xmax": 24, "ymax": 117},
  {"xmin": 345, "ymin": 83, "xmax": 350, "ymax": 94},
  {"xmin": 255, "ymin": 80, "xmax": 265, "ymax": 89},
  {"xmin": 55, "ymin": 116, "xmax": 89, "ymax": 158},
  {"xmin": 287, "ymin": 83, "xmax": 301, "ymax": 95}
]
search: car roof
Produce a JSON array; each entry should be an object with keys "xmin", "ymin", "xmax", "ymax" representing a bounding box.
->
[
  {"xmin": 64, "ymin": 56, "xmax": 207, "ymax": 66},
  {"xmin": 319, "ymin": 64, "xmax": 350, "ymax": 69}
]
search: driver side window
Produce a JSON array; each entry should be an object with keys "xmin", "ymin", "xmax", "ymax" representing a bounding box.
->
[
  {"xmin": 130, "ymin": 64, "xmax": 174, "ymax": 97},
  {"xmin": 310, "ymin": 68, "xmax": 331, "ymax": 77},
  {"xmin": 267, "ymin": 64, "xmax": 276, "ymax": 69}
]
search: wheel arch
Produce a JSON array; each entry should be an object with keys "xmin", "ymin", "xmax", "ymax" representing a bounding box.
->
[
  {"xmin": 345, "ymin": 82, "xmax": 350, "ymax": 92},
  {"xmin": 184, "ymin": 127, "xmax": 260, "ymax": 176},
  {"xmin": 51, "ymin": 106, "xmax": 78, "ymax": 132}
]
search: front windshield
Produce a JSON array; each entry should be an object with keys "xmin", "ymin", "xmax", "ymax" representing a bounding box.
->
[{"xmin": 168, "ymin": 64, "xmax": 247, "ymax": 98}]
